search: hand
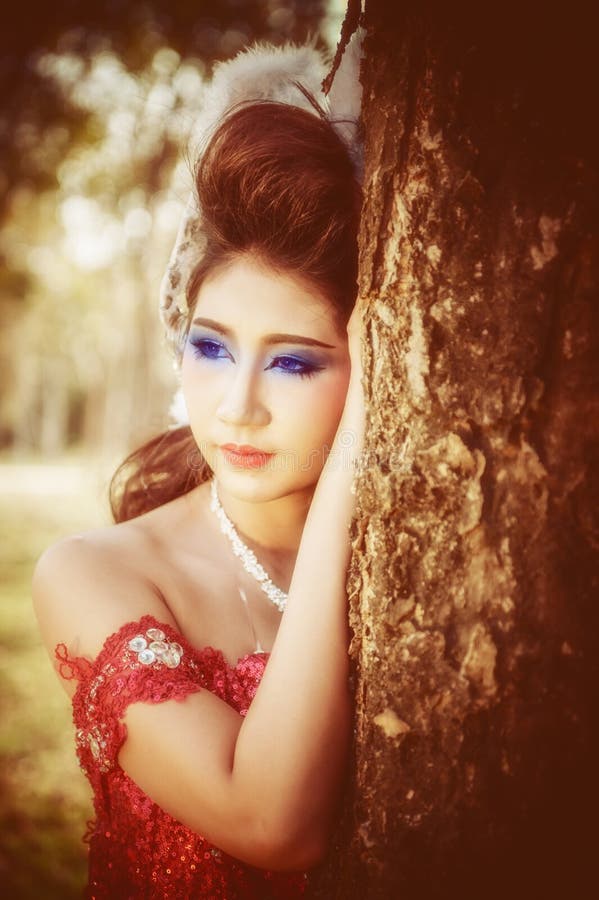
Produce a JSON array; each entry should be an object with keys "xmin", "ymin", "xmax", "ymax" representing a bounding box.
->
[
  {"xmin": 339, "ymin": 299, "xmax": 366, "ymax": 455},
  {"xmin": 346, "ymin": 299, "xmax": 367, "ymax": 382}
]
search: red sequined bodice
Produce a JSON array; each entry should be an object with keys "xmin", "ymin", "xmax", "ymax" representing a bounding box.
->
[{"xmin": 56, "ymin": 614, "xmax": 308, "ymax": 899}]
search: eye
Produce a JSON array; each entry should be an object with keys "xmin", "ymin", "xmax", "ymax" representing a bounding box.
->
[
  {"xmin": 268, "ymin": 356, "xmax": 323, "ymax": 380},
  {"xmin": 190, "ymin": 338, "xmax": 229, "ymax": 361}
]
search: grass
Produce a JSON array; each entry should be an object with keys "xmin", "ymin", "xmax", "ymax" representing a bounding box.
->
[{"xmin": 0, "ymin": 456, "xmax": 114, "ymax": 898}]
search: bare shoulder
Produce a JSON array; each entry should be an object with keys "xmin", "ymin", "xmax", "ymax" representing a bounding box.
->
[{"xmin": 32, "ymin": 517, "xmax": 175, "ymax": 692}]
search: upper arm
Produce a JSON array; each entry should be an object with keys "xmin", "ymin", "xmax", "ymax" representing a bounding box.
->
[{"xmin": 32, "ymin": 533, "xmax": 170, "ymax": 694}]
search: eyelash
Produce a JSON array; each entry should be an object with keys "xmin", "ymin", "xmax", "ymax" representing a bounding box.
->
[{"xmin": 189, "ymin": 338, "xmax": 323, "ymax": 380}]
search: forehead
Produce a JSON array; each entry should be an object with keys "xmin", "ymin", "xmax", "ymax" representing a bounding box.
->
[{"xmin": 193, "ymin": 256, "xmax": 340, "ymax": 339}]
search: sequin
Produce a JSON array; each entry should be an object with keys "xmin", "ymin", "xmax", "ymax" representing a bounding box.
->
[
  {"xmin": 148, "ymin": 640, "xmax": 169, "ymax": 655},
  {"xmin": 55, "ymin": 614, "xmax": 307, "ymax": 898},
  {"xmin": 138, "ymin": 648, "xmax": 156, "ymax": 665}
]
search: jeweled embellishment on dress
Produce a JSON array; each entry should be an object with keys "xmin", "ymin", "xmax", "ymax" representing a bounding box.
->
[
  {"xmin": 128, "ymin": 629, "xmax": 183, "ymax": 668},
  {"xmin": 128, "ymin": 635, "xmax": 147, "ymax": 652},
  {"xmin": 146, "ymin": 627, "xmax": 166, "ymax": 641}
]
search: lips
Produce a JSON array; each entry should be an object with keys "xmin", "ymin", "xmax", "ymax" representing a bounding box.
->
[
  {"xmin": 220, "ymin": 444, "xmax": 274, "ymax": 470},
  {"xmin": 221, "ymin": 443, "xmax": 269, "ymax": 455}
]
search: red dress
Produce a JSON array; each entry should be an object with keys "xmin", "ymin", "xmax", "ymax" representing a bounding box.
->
[{"xmin": 56, "ymin": 614, "xmax": 308, "ymax": 899}]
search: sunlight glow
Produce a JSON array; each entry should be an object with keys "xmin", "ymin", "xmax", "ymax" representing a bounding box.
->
[{"xmin": 60, "ymin": 196, "xmax": 122, "ymax": 270}]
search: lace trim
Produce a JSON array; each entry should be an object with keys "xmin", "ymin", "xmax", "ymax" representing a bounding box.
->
[
  {"xmin": 55, "ymin": 642, "xmax": 94, "ymax": 681},
  {"xmin": 54, "ymin": 613, "xmax": 270, "ymax": 688}
]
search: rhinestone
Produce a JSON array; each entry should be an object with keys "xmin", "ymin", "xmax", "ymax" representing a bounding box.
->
[
  {"xmin": 138, "ymin": 648, "xmax": 156, "ymax": 665},
  {"xmin": 161, "ymin": 648, "xmax": 181, "ymax": 668},
  {"xmin": 146, "ymin": 628, "xmax": 165, "ymax": 641},
  {"xmin": 128, "ymin": 636, "xmax": 147, "ymax": 652},
  {"xmin": 209, "ymin": 478, "xmax": 287, "ymax": 612},
  {"xmin": 149, "ymin": 640, "xmax": 169, "ymax": 655}
]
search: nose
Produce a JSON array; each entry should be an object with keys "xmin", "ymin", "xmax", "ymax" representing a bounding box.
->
[{"xmin": 216, "ymin": 360, "xmax": 270, "ymax": 428}]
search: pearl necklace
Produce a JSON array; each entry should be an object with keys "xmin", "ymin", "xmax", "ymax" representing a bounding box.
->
[{"xmin": 209, "ymin": 478, "xmax": 288, "ymax": 612}]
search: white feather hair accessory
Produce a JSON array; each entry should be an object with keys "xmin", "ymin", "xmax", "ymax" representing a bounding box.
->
[{"xmin": 161, "ymin": 29, "xmax": 364, "ymax": 425}]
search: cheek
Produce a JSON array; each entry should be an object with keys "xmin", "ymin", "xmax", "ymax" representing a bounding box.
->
[
  {"xmin": 180, "ymin": 358, "xmax": 213, "ymax": 436},
  {"xmin": 287, "ymin": 369, "xmax": 351, "ymax": 444},
  {"xmin": 180, "ymin": 361, "xmax": 195, "ymax": 412},
  {"xmin": 181, "ymin": 355, "xmax": 199, "ymax": 397},
  {"xmin": 181, "ymin": 345, "xmax": 224, "ymax": 395}
]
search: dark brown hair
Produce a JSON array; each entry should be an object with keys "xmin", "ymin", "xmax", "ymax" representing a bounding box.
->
[{"xmin": 110, "ymin": 98, "xmax": 361, "ymax": 523}]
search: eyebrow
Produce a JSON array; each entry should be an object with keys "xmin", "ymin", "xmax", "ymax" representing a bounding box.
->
[{"xmin": 191, "ymin": 317, "xmax": 336, "ymax": 349}]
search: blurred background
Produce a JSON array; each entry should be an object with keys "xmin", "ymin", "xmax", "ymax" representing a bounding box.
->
[{"xmin": 0, "ymin": 1, "xmax": 345, "ymax": 894}]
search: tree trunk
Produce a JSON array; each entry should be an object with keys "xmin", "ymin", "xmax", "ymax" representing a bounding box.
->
[{"xmin": 314, "ymin": 3, "xmax": 598, "ymax": 898}]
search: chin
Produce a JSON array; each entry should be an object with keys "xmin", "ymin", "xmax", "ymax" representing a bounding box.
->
[{"xmin": 215, "ymin": 466, "xmax": 319, "ymax": 505}]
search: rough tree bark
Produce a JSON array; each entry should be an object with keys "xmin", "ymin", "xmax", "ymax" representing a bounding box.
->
[{"xmin": 314, "ymin": 3, "xmax": 598, "ymax": 898}]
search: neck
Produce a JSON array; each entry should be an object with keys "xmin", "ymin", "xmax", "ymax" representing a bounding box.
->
[{"xmin": 200, "ymin": 478, "xmax": 314, "ymax": 582}]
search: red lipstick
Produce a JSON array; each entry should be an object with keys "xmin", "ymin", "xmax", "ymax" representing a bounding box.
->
[{"xmin": 220, "ymin": 444, "xmax": 274, "ymax": 469}]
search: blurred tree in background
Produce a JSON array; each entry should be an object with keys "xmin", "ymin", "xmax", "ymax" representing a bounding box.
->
[{"xmin": 0, "ymin": 0, "xmax": 338, "ymax": 458}]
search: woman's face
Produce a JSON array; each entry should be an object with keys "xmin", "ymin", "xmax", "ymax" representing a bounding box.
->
[{"xmin": 181, "ymin": 254, "xmax": 351, "ymax": 502}]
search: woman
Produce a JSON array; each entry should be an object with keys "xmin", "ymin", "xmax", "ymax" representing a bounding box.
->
[{"xmin": 33, "ymin": 40, "xmax": 365, "ymax": 899}]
